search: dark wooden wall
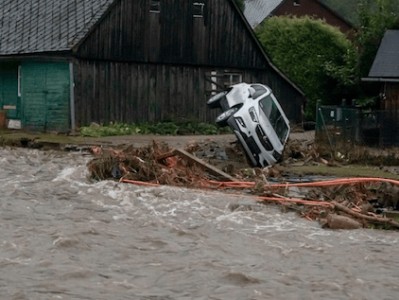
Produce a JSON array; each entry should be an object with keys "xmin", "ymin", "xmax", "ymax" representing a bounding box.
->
[
  {"xmin": 73, "ymin": 59, "xmax": 304, "ymax": 126},
  {"xmin": 73, "ymin": 0, "xmax": 305, "ymax": 126},
  {"xmin": 76, "ymin": 0, "xmax": 269, "ymax": 69},
  {"xmin": 383, "ymin": 83, "xmax": 399, "ymax": 111},
  {"xmin": 273, "ymin": 0, "xmax": 353, "ymax": 35},
  {"xmin": 74, "ymin": 60, "xmax": 213, "ymax": 125}
]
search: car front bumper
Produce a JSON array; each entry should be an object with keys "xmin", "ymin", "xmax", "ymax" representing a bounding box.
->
[{"xmin": 228, "ymin": 118, "xmax": 279, "ymax": 168}]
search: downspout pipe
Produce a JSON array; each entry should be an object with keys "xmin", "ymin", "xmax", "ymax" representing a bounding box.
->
[{"xmin": 69, "ymin": 62, "xmax": 76, "ymax": 133}]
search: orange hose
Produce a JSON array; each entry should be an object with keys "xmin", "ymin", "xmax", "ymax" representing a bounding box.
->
[
  {"xmin": 120, "ymin": 178, "xmax": 333, "ymax": 208},
  {"xmin": 120, "ymin": 177, "xmax": 399, "ymax": 190},
  {"xmin": 119, "ymin": 177, "xmax": 398, "ymax": 210},
  {"xmin": 205, "ymin": 177, "xmax": 399, "ymax": 190},
  {"xmin": 120, "ymin": 179, "xmax": 160, "ymax": 187},
  {"xmin": 256, "ymin": 196, "xmax": 334, "ymax": 207}
]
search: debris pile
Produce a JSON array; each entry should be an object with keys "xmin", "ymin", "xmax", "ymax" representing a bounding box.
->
[
  {"xmin": 87, "ymin": 140, "xmax": 399, "ymax": 230},
  {"xmin": 88, "ymin": 141, "xmax": 217, "ymax": 187},
  {"xmin": 252, "ymin": 178, "xmax": 399, "ymax": 230}
]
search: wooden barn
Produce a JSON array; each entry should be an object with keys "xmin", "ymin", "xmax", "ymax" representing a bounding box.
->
[{"xmin": 0, "ymin": 0, "xmax": 305, "ymax": 132}]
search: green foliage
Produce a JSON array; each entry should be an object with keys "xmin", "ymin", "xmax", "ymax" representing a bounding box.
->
[
  {"xmin": 256, "ymin": 16, "xmax": 356, "ymax": 120},
  {"xmin": 320, "ymin": 0, "xmax": 399, "ymax": 27},
  {"xmin": 80, "ymin": 123, "xmax": 139, "ymax": 137},
  {"xmin": 354, "ymin": 96, "xmax": 379, "ymax": 109},
  {"xmin": 233, "ymin": 0, "xmax": 245, "ymax": 11},
  {"xmin": 355, "ymin": 0, "xmax": 399, "ymax": 77},
  {"xmin": 80, "ymin": 122, "xmax": 230, "ymax": 137}
]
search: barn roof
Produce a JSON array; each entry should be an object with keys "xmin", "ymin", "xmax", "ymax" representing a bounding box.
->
[
  {"xmin": 0, "ymin": 0, "xmax": 115, "ymax": 55},
  {"xmin": 368, "ymin": 30, "xmax": 399, "ymax": 80},
  {"xmin": 243, "ymin": 0, "xmax": 353, "ymax": 29},
  {"xmin": 243, "ymin": 0, "xmax": 283, "ymax": 28}
]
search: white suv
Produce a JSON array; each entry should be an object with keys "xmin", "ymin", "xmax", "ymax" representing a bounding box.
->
[{"xmin": 207, "ymin": 83, "xmax": 290, "ymax": 167}]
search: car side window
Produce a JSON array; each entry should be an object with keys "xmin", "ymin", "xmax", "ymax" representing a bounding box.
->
[{"xmin": 250, "ymin": 84, "xmax": 267, "ymax": 99}]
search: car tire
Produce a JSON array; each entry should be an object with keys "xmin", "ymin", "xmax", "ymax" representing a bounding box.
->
[
  {"xmin": 215, "ymin": 107, "xmax": 238, "ymax": 127},
  {"xmin": 207, "ymin": 91, "xmax": 227, "ymax": 109}
]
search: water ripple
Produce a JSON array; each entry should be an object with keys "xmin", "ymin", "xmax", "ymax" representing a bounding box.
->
[{"xmin": 0, "ymin": 148, "xmax": 398, "ymax": 299}]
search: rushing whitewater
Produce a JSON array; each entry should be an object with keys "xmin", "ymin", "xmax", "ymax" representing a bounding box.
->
[{"xmin": 0, "ymin": 147, "xmax": 398, "ymax": 299}]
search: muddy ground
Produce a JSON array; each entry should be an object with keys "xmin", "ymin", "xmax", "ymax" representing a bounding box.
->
[
  {"xmin": 87, "ymin": 130, "xmax": 399, "ymax": 179},
  {"xmin": 88, "ymin": 130, "xmax": 317, "ymax": 177}
]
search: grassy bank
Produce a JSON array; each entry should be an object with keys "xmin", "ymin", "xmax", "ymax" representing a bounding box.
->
[{"xmin": 288, "ymin": 164, "xmax": 399, "ymax": 180}]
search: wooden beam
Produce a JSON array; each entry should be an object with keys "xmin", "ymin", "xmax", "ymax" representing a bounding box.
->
[{"xmin": 172, "ymin": 149, "xmax": 238, "ymax": 182}]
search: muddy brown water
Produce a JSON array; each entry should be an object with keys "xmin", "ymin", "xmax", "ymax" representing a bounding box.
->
[{"xmin": 1, "ymin": 147, "xmax": 399, "ymax": 300}]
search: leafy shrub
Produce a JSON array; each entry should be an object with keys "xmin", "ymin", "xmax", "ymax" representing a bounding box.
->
[
  {"xmin": 80, "ymin": 122, "xmax": 230, "ymax": 137},
  {"xmin": 256, "ymin": 16, "xmax": 357, "ymax": 120}
]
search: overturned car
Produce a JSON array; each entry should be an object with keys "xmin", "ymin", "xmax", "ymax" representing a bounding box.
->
[{"xmin": 207, "ymin": 83, "xmax": 290, "ymax": 167}]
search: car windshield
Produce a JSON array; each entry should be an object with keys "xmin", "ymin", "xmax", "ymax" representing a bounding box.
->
[{"xmin": 259, "ymin": 94, "xmax": 289, "ymax": 143}]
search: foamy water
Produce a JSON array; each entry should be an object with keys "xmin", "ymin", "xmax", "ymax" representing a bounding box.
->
[{"xmin": 0, "ymin": 147, "xmax": 398, "ymax": 299}]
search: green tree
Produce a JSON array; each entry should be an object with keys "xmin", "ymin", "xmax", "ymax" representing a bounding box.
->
[{"xmin": 256, "ymin": 16, "xmax": 356, "ymax": 120}]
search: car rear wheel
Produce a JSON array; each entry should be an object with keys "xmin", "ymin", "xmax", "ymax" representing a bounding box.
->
[
  {"xmin": 215, "ymin": 107, "xmax": 238, "ymax": 127},
  {"xmin": 207, "ymin": 91, "xmax": 227, "ymax": 109}
]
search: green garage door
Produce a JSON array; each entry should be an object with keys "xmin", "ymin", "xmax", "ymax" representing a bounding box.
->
[{"xmin": 22, "ymin": 62, "xmax": 70, "ymax": 132}]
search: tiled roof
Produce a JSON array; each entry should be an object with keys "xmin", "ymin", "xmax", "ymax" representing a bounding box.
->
[
  {"xmin": 0, "ymin": 0, "xmax": 115, "ymax": 55},
  {"xmin": 243, "ymin": 0, "xmax": 284, "ymax": 28},
  {"xmin": 369, "ymin": 30, "xmax": 399, "ymax": 78}
]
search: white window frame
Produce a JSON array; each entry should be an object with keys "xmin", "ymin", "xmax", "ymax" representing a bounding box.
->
[
  {"xmin": 223, "ymin": 72, "xmax": 242, "ymax": 88},
  {"xmin": 193, "ymin": 2, "xmax": 205, "ymax": 18},
  {"xmin": 150, "ymin": 0, "xmax": 160, "ymax": 13},
  {"xmin": 210, "ymin": 71, "xmax": 218, "ymax": 96},
  {"xmin": 206, "ymin": 70, "xmax": 243, "ymax": 95}
]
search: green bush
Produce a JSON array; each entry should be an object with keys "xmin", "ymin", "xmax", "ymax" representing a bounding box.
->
[
  {"xmin": 80, "ymin": 123, "xmax": 140, "ymax": 137},
  {"xmin": 256, "ymin": 16, "xmax": 357, "ymax": 120}
]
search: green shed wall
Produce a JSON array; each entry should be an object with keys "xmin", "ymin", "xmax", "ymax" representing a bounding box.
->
[
  {"xmin": 21, "ymin": 62, "xmax": 70, "ymax": 132},
  {"xmin": 0, "ymin": 62, "xmax": 19, "ymax": 119}
]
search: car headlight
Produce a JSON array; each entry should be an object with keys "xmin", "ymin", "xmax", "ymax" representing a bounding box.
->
[{"xmin": 249, "ymin": 107, "xmax": 258, "ymax": 123}]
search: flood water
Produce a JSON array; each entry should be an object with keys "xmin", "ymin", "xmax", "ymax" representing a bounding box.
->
[{"xmin": 1, "ymin": 147, "xmax": 399, "ymax": 300}]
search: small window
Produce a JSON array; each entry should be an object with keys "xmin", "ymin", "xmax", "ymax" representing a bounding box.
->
[
  {"xmin": 293, "ymin": 0, "xmax": 300, "ymax": 6},
  {"xmin": 223, "ymin": 72, "xmax": 242, "ymax": 87},
  {"xmin": 210, "ymin": 71, "xmax": 218, "ymax": 95},
  {"xmin": 150, "ymin": 0, "xmax": 160, "ymax": 13},
  {"xmin": 206, "ymin": 70, "xmax": 242, "ymax": 96},
  {"xmin": 193, "ymin": 2, "xmax": 205, "ymax": 18}
]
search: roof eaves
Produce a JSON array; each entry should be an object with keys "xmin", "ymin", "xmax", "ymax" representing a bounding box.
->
[{"xmin": 362, "ymin": 77, "xmax": 399, "ymax": 82}]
